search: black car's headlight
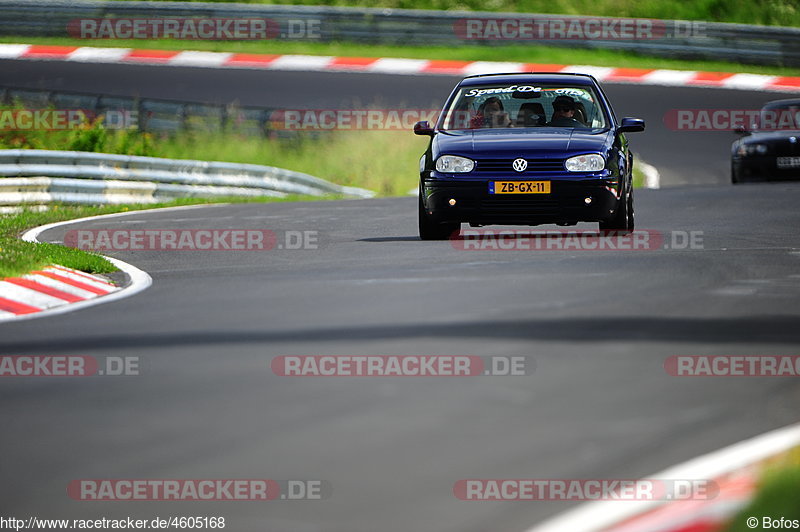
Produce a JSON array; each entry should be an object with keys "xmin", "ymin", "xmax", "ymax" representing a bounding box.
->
[
  {"xmin": 736, "ymin": 144, "xmax": 768, "ymax": 156},
  {"xmin": 565, "ymin": 154, "xmax": 605, "ymax": 172},
  {"xmin": 435, "ymin": 155, "xmax": 475, "ymax": 173}
]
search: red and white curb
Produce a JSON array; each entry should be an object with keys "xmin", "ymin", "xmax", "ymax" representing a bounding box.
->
[
  {"xmin": 527, "ymin": 422, "xmax": 800, "ymax": 532},
  {"xmin": 2, "ymin": 44, "xmax": 799, "ymax": 93},
  {"xmin": 0, "ymin": 206, "xmax": 230, "ymax": 322},
  {"xmin": 603, "ymin": 470, "xmax": 756, "ymax": 532},
  {"xmin": 0, "ymin": 265, "xmax": 120, "ymax": 319}
]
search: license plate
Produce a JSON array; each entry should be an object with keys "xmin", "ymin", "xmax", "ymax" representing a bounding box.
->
[
  {"xmin": 489, "ymin": 181, "xmax": 551, "ymax": 194},
  {"xmin": 777, "ymin": 157, "xmax": 800, "ymax": 169}
]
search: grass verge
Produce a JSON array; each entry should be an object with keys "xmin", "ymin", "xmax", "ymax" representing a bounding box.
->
[
  {"xmin": 632, "ymin": 161, "xmax": 646, "ymax": 188},
  {"xmin": 2, "ymin": 36, "xmax": 799, "ymax": 76},
  {"xmin": 724, "ymin": 446, "xmax": 800, "ymax": 531},
  {"xmin": 163, "ymin": 130, "xmax": 428, "ymax": 197}
]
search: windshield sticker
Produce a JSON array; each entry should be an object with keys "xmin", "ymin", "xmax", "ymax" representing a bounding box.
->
[
  {"xmin": 552, "ymin": 88, "xmax": 590, "ymax": 100},
  {"xmin": 465, "ymin": 85, "xmax": 542, "ymax": 97}
]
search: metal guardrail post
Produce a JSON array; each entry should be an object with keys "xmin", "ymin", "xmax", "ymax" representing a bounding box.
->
[{"xmin": 137, "ymin": 99, "xmax": 147, "ymax": 132}]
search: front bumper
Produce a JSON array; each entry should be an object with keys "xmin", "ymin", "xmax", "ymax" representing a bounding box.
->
[
  {"xmin": 422, "ymin": 176, "xmax": 621, "ymax": 225},
  {"xmin": 733, "ymin": 156, "xmax": 800, "ymax": 181}
]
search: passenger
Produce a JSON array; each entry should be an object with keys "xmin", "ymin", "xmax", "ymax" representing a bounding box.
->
[
  {"xmin": 516, "ymin": 102, "xmax": 547, "ymax": 127},
  {"xmin": 471, "ymin": 97, "xmax": 512, "ymax": 128}
]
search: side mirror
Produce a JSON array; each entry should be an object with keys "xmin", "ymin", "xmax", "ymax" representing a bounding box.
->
[
  {"xmin": 618, "ymin": 117, "xmax": 645, "ymax": 133},
  {"xmin": 414, "ymin": 121, "xmax": 435, "ymax": 136}
]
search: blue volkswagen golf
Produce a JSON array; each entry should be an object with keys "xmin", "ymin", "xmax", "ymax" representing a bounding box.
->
[{"xmin": 414, "ymin": 73, "xmax": 645, "ymax": 240}]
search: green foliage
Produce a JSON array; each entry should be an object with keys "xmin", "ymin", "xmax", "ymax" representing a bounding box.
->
[
  {"xmin": 109, "ymin": 0, "xmax": 800, "ymax": 26},
  {"xmin": 724, "ymin": 464, "xmax": 800, "ymax": 531},
  {"xmin": 0, "ymin": 103, "xmax": 158, "ymax": 155}
]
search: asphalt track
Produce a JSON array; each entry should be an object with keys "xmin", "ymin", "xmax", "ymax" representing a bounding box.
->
[{"xmin": 1, "ymin": 59, "xmax": 800, "ymax": 532}]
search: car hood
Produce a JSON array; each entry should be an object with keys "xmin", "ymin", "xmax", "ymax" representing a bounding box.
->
[
  {"xmin": 743, "ymin": 130, "xmax": 800, "ymax": 142},
  {"xmin": 433, "ymin": 128, "xmax": 613, "ymax": 158}
]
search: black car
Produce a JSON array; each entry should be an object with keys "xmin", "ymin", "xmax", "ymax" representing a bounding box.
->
[
  {"xmin": 731, "ymin": 99, "xmax": 800, "ymax": 183},
  {"xmin": 414, "ymin": 72, "xmax": 645, "ymax": 240}
]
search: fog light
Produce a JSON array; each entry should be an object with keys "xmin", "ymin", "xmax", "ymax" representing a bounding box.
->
[
  {"xmin": 584, "ymin": 197, "xmax": 593, "ymax": 205},
  {"xmin": 448, "ymin": 198, "xmax": 457, "ymax": 206}
]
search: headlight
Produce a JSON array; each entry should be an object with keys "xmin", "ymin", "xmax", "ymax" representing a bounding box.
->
[
  {"xmin": 737, "ymin": 143, "xmax": 768, "ymax": 156},
  {"xmin": 435, "ymin": 155, "xmax": 475, "ymax": 173},
  {"xmin": 565, "ymin": 154, "xmax": 605, "ymax": 172}
]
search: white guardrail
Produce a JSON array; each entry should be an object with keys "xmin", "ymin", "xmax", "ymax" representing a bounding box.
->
[{"xmin": 0, "ymin": 149, "xmax": 374, "ymax": 207}]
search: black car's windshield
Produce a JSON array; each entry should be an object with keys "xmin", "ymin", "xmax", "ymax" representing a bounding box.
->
[
  {"xmin": 440, "ymin": 84, "xmax": 607, "ymax": 131},
  {"xmin": 759, "ymin": 102, "xmax": 800, "ymax": 131}
]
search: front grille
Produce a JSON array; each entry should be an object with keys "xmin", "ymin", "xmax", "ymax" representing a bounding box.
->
[
  {"xmin": 773, "ymin": 139, "xmax": 800, "ymax": 157},
  {"xmin": 475, "ymin": 158, "xmax": 565, "ymax": 173},
  {"xmin": 480, "ymin": 197, "xmax": 560, "ymax": 215}
]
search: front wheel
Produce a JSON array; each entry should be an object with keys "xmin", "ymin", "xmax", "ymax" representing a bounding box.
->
[
  {"xmin": 598, "ymin": 186, "xmax": 634, "ymax": 234},
  {"xmin": 419, "ymin": 190, "xmax": 460, "ymax": 240}
]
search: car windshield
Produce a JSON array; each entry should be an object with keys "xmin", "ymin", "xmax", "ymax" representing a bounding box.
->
[
  {"xmin": 759, "ymin": 102, "xmax": 800, "ymax": 131},
  {"xmin": 440, "ymin": 83, "xmax": 607, "ymax": 131}
]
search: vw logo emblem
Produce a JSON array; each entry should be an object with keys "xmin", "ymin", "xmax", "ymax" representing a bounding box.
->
[
  {"xmin": 791, "ymin": 137, "xmax": 797, "ymax": 144},
  {"xmin": 512, "ymin": 158, "xmax": 528, "ymax": 172}
]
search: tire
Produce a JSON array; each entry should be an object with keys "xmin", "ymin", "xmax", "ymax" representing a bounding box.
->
[
  {"xmin": 598, "ymin": 185, "xmax": 634, "ymax": 234},
  {"xmin": 419, "ymin": 189, "xmax": 460, "ymax": 240},
  {"xmin": 731, "ymin": 162, "xmax": 740, "ymax": 184}
]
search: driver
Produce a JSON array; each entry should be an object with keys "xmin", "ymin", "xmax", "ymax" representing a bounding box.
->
[{"xmin": 548, "ymin": 95, "xmax": 580, "ymax": 127}]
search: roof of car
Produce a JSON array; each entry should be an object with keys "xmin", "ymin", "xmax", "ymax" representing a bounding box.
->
[
  {"xmin": 459, "ymin": 72, "xmax": 598, "ymax": 87},
  {"xmin": 763, "ymin": 98, "xmax": 800, "ymax": 108}
]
